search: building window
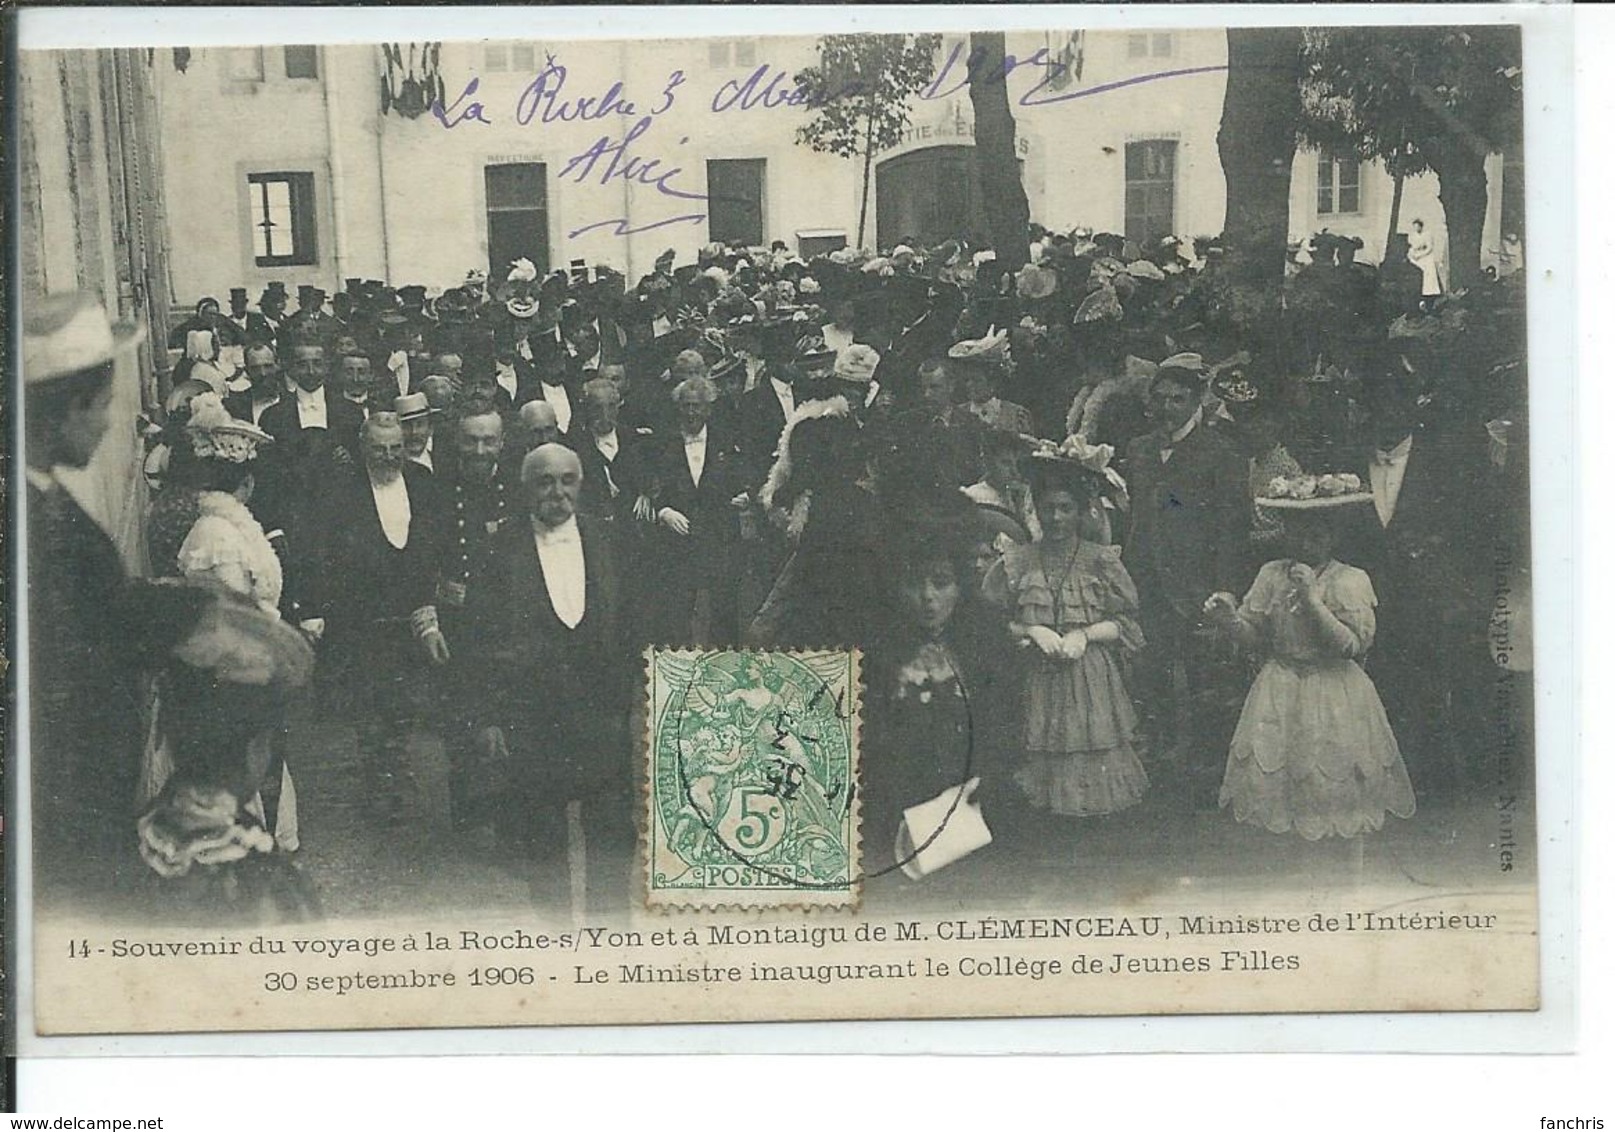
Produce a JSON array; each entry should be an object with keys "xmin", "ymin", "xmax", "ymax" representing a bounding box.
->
[
  {"xmin": 483, "ymin": 43, "xmax": 538, "ymax": 73},
  {"xmin": 1317, "ymin": 155, "xmax": 1361, "ymax": 215},
  {"xmin": 248, "ymin": 172, "xmax": 318, "ymax": 267},
  {"xmin": 708, "ymin": 39, "xmax": 758, "ymax": 69},
  {"xmin": 1127, "ymin": 32, "xmax": 1175, "ymax": 59},
  {"xmin": 1124, "ymin": 139, "xmax": 1177, "ymax": 246},
  {"xmin": 706, "ymin": 159, "xmax": 765, "ymax": 246},
  {"xmin": 226, "ymin": 47, "xmax": 266, "ymax": 82},
  {"xmin": 284, "ymin": 46, "xmax": 319, "ymax": 80},
  {"xmin": 485, "ymin": 163, "xmax": 549, "ymax": 278}
]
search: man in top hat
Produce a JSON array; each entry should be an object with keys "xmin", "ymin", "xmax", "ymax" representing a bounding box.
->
[
  {"xmin": 223, "ymin": 287, "xmax": 254, "ymax": 343},
  {"xmin": 25, "ymin": 292, "xmax": 309, "ymax": 905},
  {"xmin": 255, "ymin": 283, "xmax": 289, "ymax": 344},
  {"xmin": 396, "ymin": 391, "xmax": 440, "ymax": 474},
  {"xmin": 281, "ymin": 285, "xmax": 332, "ymax": 341},
  {"xmin": 455, "ymin": 443, "xmax": 632, "ymax": 909},
  {"xmin": 397, "ymin": 284, "xmax": 429, "ymax": 322},
  {"xmin": 527, "ymin": 333, "xmax": 578, "ymax": 438},
  {"xmin": 1121, "ymin": 353, "xmax": 1251, "ymax": 807}
]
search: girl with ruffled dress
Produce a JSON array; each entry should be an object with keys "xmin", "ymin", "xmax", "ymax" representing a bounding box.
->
[
  {"xmin": 984, "ymin": 457, "xmax": 1148, "ymax": 817},
  {"xmin": 1205, "ymin": 490, "xmax": 1415, "ymax": 839}
]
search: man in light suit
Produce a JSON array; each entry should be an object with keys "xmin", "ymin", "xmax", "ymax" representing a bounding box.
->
[{"xmin": 458, "ymin": 444, "xmax": 631, "ymax": 913}]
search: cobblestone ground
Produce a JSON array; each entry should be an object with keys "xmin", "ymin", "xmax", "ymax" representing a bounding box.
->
[{"xmin": 285, "ymin": 707, "xmax": 1536, "ymax": 925}]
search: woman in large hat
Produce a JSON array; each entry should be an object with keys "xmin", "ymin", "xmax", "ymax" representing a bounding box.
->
[
  {"xmin": 1203, "ymin": 472, "xmax": 1415, "ymax": 840},
  {"xmin": 984, "ymin": 452, "xmax": 1149, "ymax": 820},
  {"xmin": 142, "ymin": 392, "xmax": 313, "ymax": 913}
]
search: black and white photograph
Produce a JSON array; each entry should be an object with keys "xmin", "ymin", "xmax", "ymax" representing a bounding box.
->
[{"xmin": 13, "ymin": 10, "xmax": 1557, "ymax": 1039}]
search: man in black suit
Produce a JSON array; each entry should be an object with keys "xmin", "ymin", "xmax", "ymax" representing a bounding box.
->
[
  {"xmin": 26, "ymin": 293, "xmax": 308, "ymax": 906},
  {"xmin": 305, "ymin": 414, "xmax": 447, "ymax": 818},
  {"xmin": 646, "ymin": 374, "xmax": 747, "ymax": 644},
  {"xmin": 1347, "ymin": 388, "xmax": 1493, "ymax": 797},
  {"xmin": 457, "ymin": 443, "xmax": 631, "ymax": 912},
  {"xmin": 1122, "ymin": 357, "xmax": 1252, "ymax": 806},
  {"xmin": 225, "ymin": 342, "xmax": 285, "ymax": 427},
  {"xmin": 735, "ymin": 341, "xmax": 798, "ymax": 490},
  {"xmin": 573, "ymin": 375, "xmax": 645, "ymax": 523},
  {"xmin": 258, "ymin": 339, "xmax": 365, "ymax": 465},
  {"xmin": 258, "ymin": 339, "xmax": 365, "ymax": 619}
]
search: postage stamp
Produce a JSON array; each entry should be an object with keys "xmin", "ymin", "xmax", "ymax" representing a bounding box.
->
[{"xmin": 645, "ymin": 648, "xmax": 861, "ymax": 909}]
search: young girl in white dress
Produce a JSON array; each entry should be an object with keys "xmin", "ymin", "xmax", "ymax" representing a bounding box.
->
[{"xmin": 1204, "ymin": 488, "xmax": 1415, "ymax": 839}]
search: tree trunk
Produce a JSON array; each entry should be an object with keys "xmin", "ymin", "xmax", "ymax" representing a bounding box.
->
[
  {"xmin": 968, "ymin": 31, "xmax": 1030, "ymax": 271},
  {"xmin": 1216, "ymin": 27, "xmax": 1302, "ymax": 283},
  {"xmin": 857, "ymin": 112, "xmax": 874, "ymax": 249},
  {"xmin": 1384, "ymin": 164, "xmax": 1406, "ymax": 259},
  {"xmin": 1426, "ymin": 137, "xmax": 1489, "ymax": 291}
]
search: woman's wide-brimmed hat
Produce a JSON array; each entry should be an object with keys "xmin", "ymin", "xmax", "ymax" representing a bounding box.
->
[
  {"xmin": 185, "ymin": 391, "xmax": 273, "ymax": 463},
  {"xmin": 24, "ymin": 292, "xmax": 146, "ymax": 385},
  {"xmin": 1255, "ymin": 471, "xmax": 1372, "ymax": 510}
]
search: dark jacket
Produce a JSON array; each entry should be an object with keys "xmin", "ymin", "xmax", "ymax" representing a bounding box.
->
[
  {"xmin": 573, "ymin": 428, "xmax": 649, "ymax": 522},
  {"xmin": 28, "ymin": 482, "xmax": 200, "ymax": 903},
  {"xmin": 462, "ymin": 515, "xmax": 628, "ymax": 793},
  {"xmin": 1122, "ymin": 417, "xmax": 1252, "ymax": 620},
  {"xmin": 305, "ymin": 462, "xmax": 446, "ymax": 636}
]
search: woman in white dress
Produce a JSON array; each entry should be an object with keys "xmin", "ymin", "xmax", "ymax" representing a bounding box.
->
[{"xmin": 1406, "ymin": 219, "xmax": 1444, "ymax": 303}]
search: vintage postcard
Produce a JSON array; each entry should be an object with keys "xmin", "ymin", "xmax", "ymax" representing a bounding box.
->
[{"xmin": 14, "ymin": 13, "xmax": 1554, "ymax": 1041}]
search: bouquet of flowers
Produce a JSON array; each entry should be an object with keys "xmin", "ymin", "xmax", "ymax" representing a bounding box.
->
[{"xmin": 1262, "ymin": 471, "xmax": 1362, "ymax": 501}]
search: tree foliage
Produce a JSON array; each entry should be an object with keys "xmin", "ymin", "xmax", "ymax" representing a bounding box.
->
[
  {"xmin": 1299, "ymin": 26, "xmax": 1523, "ymax": 288},
  {"xmin": 1300, "ymin": 26, "xmax": 1523, "ymax": 178},
  {"xmin": 795, "ymin": 33, "xmax": 942, "ymax": 248}
]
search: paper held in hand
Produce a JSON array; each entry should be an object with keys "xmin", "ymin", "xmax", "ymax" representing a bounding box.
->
[{"xmin": 897, "ymin": 777, "xmax": 993, "ymax": 880}]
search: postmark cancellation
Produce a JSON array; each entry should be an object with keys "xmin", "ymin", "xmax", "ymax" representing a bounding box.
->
[{"xmin": 645, "ymin": 648, "xmax": 861, "ymax": 910}]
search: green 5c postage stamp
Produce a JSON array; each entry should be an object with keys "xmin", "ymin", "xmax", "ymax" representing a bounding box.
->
[{"xmin": 645, "ymin": 648, "xmax": 861, "ymax": 909}]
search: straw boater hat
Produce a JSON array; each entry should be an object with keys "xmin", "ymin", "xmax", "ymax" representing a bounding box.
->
[
  {"xmin": 24, "ymin": 292, "xmax": 146, "ymax": 385},
  {"xmin": 394, "ymin": 392, "xmax": 433, "ymax": 421},
  {"xmin": 1255, "ymin": 472, "xmax": 1373, "ymax": 511}
]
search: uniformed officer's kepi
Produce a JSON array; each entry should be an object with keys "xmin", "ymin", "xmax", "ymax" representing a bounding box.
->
[{"xmin": 24, "ymin": 292, "xmax": 145, "ymax": 385}]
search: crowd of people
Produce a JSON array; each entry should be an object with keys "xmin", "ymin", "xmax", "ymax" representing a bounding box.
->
[{"xmin": 27, "ymin": 219, "xmax": 1532, "ymax": 921}]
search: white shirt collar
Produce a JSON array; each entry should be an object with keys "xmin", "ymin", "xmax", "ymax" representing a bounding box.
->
[
  {"xmin": 1376, "ymin": 434, "xmax": 1414, "ymax": 463},
  {"xmin": 533, "ymin": 513, "xmax": 581, "ymax": 546},
  {"xmin": 684, "ymin": 425, "xmax": 709, "ymax": 446},
  {"xmin": 1169, "ymin": 405, "xmax": 1203, "ymax": 446}
]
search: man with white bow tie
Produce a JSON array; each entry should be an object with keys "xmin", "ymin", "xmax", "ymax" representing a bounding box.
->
[{"xmin": 459, "ymin": 444, "xmax": 630, "ymax": 911}]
